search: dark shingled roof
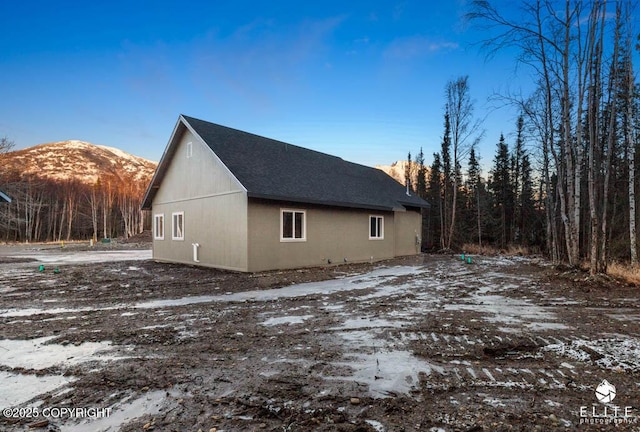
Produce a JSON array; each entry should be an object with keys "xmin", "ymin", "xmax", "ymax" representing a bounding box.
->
[{"xmin": 143, "ymin": 115, "xmax": 429, "ymax": 212}]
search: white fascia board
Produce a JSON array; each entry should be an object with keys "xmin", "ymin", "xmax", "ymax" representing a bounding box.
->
[
  {"xmin": 142, "ymin": 117, "xmax": 186, "ymax": 209},
  {"xmin": 0, "ymin": 190, "xmax": 11, "ymax": 203}
]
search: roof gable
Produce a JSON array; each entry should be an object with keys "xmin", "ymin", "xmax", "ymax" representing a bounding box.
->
[{"xmin": 143, "ymin": 115, "xmax": 429, "ymax": 211}]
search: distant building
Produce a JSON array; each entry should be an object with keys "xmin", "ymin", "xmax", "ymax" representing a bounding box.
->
[
  {"xmin": 0, "ymin": 189, "xmax": 11, "ymax": 203},
  {"xmin": 142, "ymin": 115, "xmax": 429, "ymax": 272}
]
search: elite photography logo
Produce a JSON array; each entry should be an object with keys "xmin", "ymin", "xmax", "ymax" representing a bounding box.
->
[
  {"xmin": 595, "ymin": 380, "xmax": 616, "ymax": 404},
  {"xmin": 578, "ymin": 380, "xmax": 636, "ymax": 426}
]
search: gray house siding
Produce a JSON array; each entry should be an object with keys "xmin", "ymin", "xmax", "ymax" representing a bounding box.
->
[
  {"xmin": 143, "ymin": 115, "xmax": 430, "ymax": 272},
  {"xmin": 393, "ymin": 208, "xmax": 422, "ymax": 256},
  {"xmin": 247, "ymin": 199, "xmax": 421, "ymax": 272},
  {"xmin": 151, "ymin": 129, "xmax": 249, "ymax": 271}
]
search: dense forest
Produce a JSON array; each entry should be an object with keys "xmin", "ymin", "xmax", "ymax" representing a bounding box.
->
[
  {"xmin": 409, "ymin": 1, "xmax": 640, "ymax": 275},
  {"xmin": 0, "ymin": 138, "xmax": 149, "ymax": 243}
]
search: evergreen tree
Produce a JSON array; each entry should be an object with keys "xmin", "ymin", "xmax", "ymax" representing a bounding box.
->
[
  {"xmin": 405, "ymin": 151, "xmax": 413, "ymax": 192},
  {"xmin": 427, "ymin": 153, "xmax": 443, "ymax": 249},
  {"xmin": 512, "ymin": 115, "xmax": 525, "ymax": 243},
  {"xmin": 489, "ymin": 134, "xmax": 513, "ymax": 248},
  {"xmin": 466, "ymin": 146, "xmax": 484, "ymax": 246},
  {"xmin": 416, "ymin": 147, "xmax": 427, "ymax": 199},
  {"xmin": 440, "ymin": 109, "xmax": 452, "ymax": 249}
]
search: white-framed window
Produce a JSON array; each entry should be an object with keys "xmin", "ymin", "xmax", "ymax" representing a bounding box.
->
[
  {"xmin": 153, "ymin": 214, "xmax": 164, "ymax": 240},
  {"xmin": 186, "ymin": 141, "xmax": 193, "ymax": 158},
  {"xmin": 172, "ymin": 212, "xmax": 184, "ymax": 240},
  {"xmin": 280, "ymin": 209, "xmax": 306, "ymax": 242},
  {"xmin": 369, "ymin": 215, "xmax": 384, "ymax": 240}
]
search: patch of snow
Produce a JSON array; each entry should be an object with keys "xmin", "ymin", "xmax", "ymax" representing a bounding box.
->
[
  {"xmin": 1, "ymin": 305, "xmax": 121, "ymax": 318},
  {"xmin": 176, "ymin": 329, "xmax": 198, "ymax": 340},
  {"xmin": 526, "ymin": 322, "xmax": 569, "ymax": 331},
  {"xmin": 366, "ymin": 419, "xmax": 386, "ymax": 432},
  {"xmin": 0, "ymin": 371, "xmax": 74, "ymax": 408},
  {"xmin": 332, "ymin": 317, "xmax": 404, "ymax": 331},
  {"xmin": 322, "ymin": 304, "xmax": 345, "ymax": 311},
  {"xmin": 482, "ymin": 396, "xmax": 507, "ymax": 407},
  {"xmin": 140, "ymin": 324, "xmax": 172, "ymax": 330},
  {"xmin": 53, "ymin": 387, "xmax": 75, "ymax": 398},
  {"xmin": 9, "ymin": 250, "xmax": 152, "ymax": 264},
  {"xmin": 544, "ymin": 337, "xmax": 640, "ymax": 372},
  {"xmin": 444, "ymin": 292, "xmax": 567, "ymax": 329},
  {"xmin": 607, "ymin": 310, "xmax": 640, "ymax": 322},
  {"xmin": 261, "ymin": 315, "xmax": 314, "ymax": 326},
  {"xmin": 97, "ymin": 144, "xmax": 146, "ymax": 163},
  {"xmin": 329, "ymin": 347, "xmax": 443, "ymax": 397},
  {"xmin": 60, "ymin": 390, "xmax": 175, "ymax": 432},
  {"xmin": 0, "ymin": 337, "xmax": 117, "ymax": 370},
  {"xmin": 135, "ymin": 266, "xmax": 428, "ymax": 309},
  {"xmin": 0, "ymin": 337, "xmax": 127, "ymax": 409}
]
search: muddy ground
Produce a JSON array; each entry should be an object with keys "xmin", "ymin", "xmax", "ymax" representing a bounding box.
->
[{"xmin": 0, "ymin": 241, "xmax": 639, "ymax": 431}]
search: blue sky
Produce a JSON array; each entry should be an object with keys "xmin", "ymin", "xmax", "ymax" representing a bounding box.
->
[{"xmin": 2, "ymin": 0, "xmax": 534, "ymax": 169}]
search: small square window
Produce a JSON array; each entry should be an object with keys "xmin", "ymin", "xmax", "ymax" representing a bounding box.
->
[
  {"xmin": 154, "ymin": 214, "xmax": 164, "ymax": 240},
  {"xmin": 172, "ymin": 212, "xmax": 184, "ymax": 240},
  {"xmin": 369, "ymin": 215, "xmax": 384, "ymax": 240},
  {"xmin": 281, "ymin": 209, "xmax": 306, "ymax": 241}
]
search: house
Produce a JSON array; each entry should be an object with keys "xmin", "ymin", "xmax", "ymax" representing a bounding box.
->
[
  {"xmin": 0, "ymin": 189, "xmax": 11, "ymax": 203},
  {"xmin": 142, "ymin": 115, "xmax": 430, "ymax": 272}
]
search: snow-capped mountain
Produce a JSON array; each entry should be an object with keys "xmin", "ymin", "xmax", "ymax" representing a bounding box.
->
[
  {"xmin": 376, "ymin": 160, "xmax": 428, "ymax": 186},
  {"xmin": 376, "ymin": 160, "xmax": 409, "ymax": 185},
  {"xmin": 1, "ymin": 140, "xmax": 157, "ymax": 184}
]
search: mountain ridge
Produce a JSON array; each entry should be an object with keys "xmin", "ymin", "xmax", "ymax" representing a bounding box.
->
[
  {"xmin": 2, "ymin": 140, "xmax": 418, "ymax": 192},
  {"xmin": 376, "ymin": 160, "xmax": 429, "ymax": 186},
  {"xmin": 1, "ymin": 140, "xmax": 157, "ymax": 185}
]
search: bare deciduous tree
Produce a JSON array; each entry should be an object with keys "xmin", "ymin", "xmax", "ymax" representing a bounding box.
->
[
  {"xmin": 467, "ymin": 0, "xmax": 634, "ymax": 272},
  {"xmin": 443, "ymin": 76, "xmax": 482, "ymax": 249}
]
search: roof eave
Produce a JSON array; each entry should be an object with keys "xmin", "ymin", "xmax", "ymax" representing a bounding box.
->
[
  {"xmin": 247, "ymin": 192, "xmax": 396, "ymax": 212},
  {"xmin": 398, "ymin": 199, "xmax": 430, "ymax": 209}
]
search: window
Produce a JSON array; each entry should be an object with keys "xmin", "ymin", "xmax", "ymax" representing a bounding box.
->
[
  {"xmin": 369, "ymin": 215, "xmax": 384, "ymax": 240},
  {"xmin": 186, "ymin": 141, "xmax": 193, "ymax": 158},
  {"xmin": 172, "ymin": 212, "xmax": 184, "ymax": 240},
  {"xmin": 281, "ymin": 209, "xmax": 306, "ymax": 241},
  {"xmin": 154, "ymin": 214, "xmax": 164, "ymax": 240}
]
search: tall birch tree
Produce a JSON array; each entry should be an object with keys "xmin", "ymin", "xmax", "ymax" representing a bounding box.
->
[{"xmin": 444, "ymin": 76, "xmax": 482, "ymax": 249}]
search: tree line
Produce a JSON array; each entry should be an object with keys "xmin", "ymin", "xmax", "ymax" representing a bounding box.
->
[
  {"xmin": 0, "ymin": 139, "xmax": 148, "ymax": 243},
  {"xmin": 408, "ymin": 1, "xmax": 640, "ymax": 274},
  {"xmin": 409, "ymin": 110, "xmax": 541, "ymax": 254}
]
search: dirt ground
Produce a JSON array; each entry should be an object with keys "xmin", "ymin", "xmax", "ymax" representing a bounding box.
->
[{"xmin": 0, "ymin": 241, "xmax": 639, "ymax": 431}]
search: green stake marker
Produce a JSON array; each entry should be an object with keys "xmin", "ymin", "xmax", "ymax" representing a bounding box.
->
[
  {"xmin": 461, "ymin": 253, "xmax": 465, "ymax": 260},
  {"xmin": 53, "ymin": 268, "xmax": 60, "ymax": 274},
  {"xmin": 38, "ymin": 265, "xmax": 45, "ymax": 272},
  {"xmin": 467, "ymin": 257, "xmax": 472, "ymax": 264}
]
